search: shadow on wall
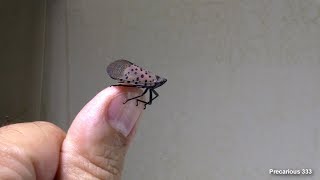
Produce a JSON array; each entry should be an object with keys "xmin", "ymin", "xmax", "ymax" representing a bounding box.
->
[{"xmin": 0, "ymin": 0, "xmax": 46, "ymax": 125}]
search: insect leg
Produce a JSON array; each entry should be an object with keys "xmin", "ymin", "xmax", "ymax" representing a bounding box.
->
[
  {"xmin": 150, "ymin": 88, "xmax": 159, "ymax": 104},
  {"xmin": 123, "ymin": 88, "xmax": 149, "ymax": 104},
  {"xmin": 136, "ymin": 88, "xmax": 160, "ymax": 109},
  {"xmin": 136, "ymin": 99, "xmax": 148, "ymax": 109},
  {"xmin": 134, "ymin": 90, "xmax": 150, "ymax": 109},
  {"xmin": 136, "ymin": 89, "xmax": 153, "ymax": 109}
]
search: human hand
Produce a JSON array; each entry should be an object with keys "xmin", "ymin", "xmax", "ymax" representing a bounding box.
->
[{"xmin": 0, "ymin": 87, "xmax": 144, "ymax": 179}]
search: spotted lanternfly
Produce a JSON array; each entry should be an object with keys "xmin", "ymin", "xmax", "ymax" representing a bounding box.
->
[{"xmin": 107, "ymin": 59, "xmax": 167, "ymax": 109}]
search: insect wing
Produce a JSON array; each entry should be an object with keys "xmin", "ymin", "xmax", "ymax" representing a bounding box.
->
[
  {"xmin": 106, "ymin": 59, "xmax": 133, "ymax": 80},
  {"xmin": 107, "ymin": 60, "xmax": 158, "ymax": 86},
  {"xmin": 121, "ymin": 64, "xmax": 157, "ymax": 86}
]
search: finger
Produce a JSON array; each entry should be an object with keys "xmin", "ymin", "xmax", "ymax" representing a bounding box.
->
[
  {"xmin": 0, "ymin": 122, "xmax": 66, "ymax": 179},
  {"xmin": 58, "ymin": 87, "xmax": 144, "ymax": 179}
]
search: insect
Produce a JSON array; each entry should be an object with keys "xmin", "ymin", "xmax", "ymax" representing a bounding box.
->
[{"xmin": 107, "ymin": 59, "xmax": 167, "ymax": 109}]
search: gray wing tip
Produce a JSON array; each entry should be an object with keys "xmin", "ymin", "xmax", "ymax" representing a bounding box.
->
[
  {"xmin": 107, "ymin": 59, "xmax": 133, "ymax": 79},
  {"xmin": 113, "ymin": 59, "xmax": 133, "ymax": 64}
]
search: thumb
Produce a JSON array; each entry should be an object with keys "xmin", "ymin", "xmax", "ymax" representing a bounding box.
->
[{"xmin": 57, "ymin": 87, "xmax": 144, "ymax": 179}]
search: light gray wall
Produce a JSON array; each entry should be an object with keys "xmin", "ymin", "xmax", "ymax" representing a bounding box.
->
[
  {"xmin": 42, "ymin": 0, "xmax": 70, "ymax": 129},
  {"xmin": 43, "ymin": 0, "xmax": 320, "ymax": 179}
]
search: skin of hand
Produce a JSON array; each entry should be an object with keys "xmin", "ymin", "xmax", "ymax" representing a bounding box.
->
[{"xmin": 0, "ymin": 87, "xmax": 144, "ymax": 179}]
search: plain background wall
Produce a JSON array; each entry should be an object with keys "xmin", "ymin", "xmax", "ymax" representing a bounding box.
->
[
  {"xmin": 0, "ymin": 1, "xmax": 45, "ymax": 123},
  {"xmin": 2, "ymin": 0, "xmax": 320, "ymax": 179}
]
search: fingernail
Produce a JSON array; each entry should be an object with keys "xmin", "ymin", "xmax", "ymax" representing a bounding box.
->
[{"xmin": 108, "ymin": 92, "xmax": 144, "ymax": 136}]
